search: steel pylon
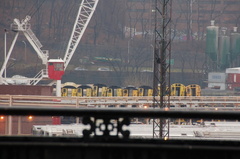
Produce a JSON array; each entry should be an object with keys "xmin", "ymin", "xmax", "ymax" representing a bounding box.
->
[{"xmin": 152, "ymin": 0, "xmax": 172, "ymax": 139}]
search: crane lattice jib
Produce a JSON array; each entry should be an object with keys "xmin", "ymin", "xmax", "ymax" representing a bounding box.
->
[
  {"xmin": 64, "ymin": 0, "xmax": 99, "ymax": 70},
  {"xmin": 11, "ymin": 16, "xmax": 49, "ymax": 65}
]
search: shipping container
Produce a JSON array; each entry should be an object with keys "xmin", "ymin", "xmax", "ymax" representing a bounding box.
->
[
  {"xmin": 208, "ymin": 72, "xmax": 226, "ymax": 83},
  {"xmin": 227, "ymin": 83, "xmax": 240, "ymax": 90},
  {"xmin": 208, "ymin": 82, "xmax": 226, "ymax": 90},
  {"xmin": 226, "ymin": 67, "xmax": 240, "ymax": 74},
  {"xmin": 226, "ymin": 73, "xmax": 240, "ymax": 84},
  {"xmin": 0, "ymin": 85, "xmax": 53, "ymax": 95}
]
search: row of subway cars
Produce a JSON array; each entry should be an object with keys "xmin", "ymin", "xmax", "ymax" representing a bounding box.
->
[{"xmin": 61, "ymin": 82, "xmax": 201, "ymax": 97}]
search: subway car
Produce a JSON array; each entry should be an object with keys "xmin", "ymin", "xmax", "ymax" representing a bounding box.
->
[
  {"xmin": 76, "ymin": 85, "xmax": 92, "ymax": 97},
  {"xmin": 61, "ymin": 82, "xmax": 78, "ymax": 97},
  {"xmin": 185, "ymin": 84, "xmax": 201, "ymax": 96},
  {"xmin": 170, "ymin": 83, "xmax": 186, "ymax": 96},
  {"xmin": 138, "ymin": 85, "xmax": 153, "ymax": 96},
  {"xmin": 123, "ymin": 86, "xmax": 138, "ymax": 96},
  {"xmin": 107, "ymin": 86, "xmax": 123, "ymax": 96},
  {"xmin": 92, "ymin": 84, "xmax": 108, "ymax": 97}
]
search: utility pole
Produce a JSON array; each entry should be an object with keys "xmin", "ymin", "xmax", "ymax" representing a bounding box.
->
[
  {"xmin": 4, "ymin": 29, "xmax": 8, "ymax": 78},
  {"xmin": 22, "ymin": 41, "xmax": 27, "ymax": 61},
  {"xmin": 152, "ymin": 0, "xmax": 172, "ymax": 139}
]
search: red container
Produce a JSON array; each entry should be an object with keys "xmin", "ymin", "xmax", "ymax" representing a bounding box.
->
[
  {"xmin": 226, "ymin": 73, "xmax": 240, "ymax": 83},
  {"xmin": 52, "ymin": 116, "xmax": 61, "ymax": 125},
  {"xmin": 227, "ymin": 83, "xmax": 240, "ymax": 90}
]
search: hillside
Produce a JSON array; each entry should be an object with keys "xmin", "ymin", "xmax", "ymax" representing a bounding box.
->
[{"xmin": 2, "ymin": 0, "xmax": 238, "ymax": 87}]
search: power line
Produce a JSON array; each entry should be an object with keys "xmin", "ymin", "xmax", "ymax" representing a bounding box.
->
[{"xmin": 27, "ymin": 0, "xmax": 47, "ymax": 17}]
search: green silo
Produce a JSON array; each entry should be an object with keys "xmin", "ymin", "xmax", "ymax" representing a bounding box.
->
[
  {"xmin": 206, "ymin": 21, "xmax": 219, "ymax": 62},
  {"xmin": 230, "ymin": 27, "xmax": 240, "ymax": 61},
  {"xmin": 218, "ymin": 31, "xmax": 230, "ymax": 69}
]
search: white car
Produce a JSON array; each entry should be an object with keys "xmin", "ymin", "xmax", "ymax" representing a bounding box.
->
[
  {"xmin": 141, "ymin": 69, "xmax": 153, "ymax": 72},
  {"xmin": 74, "ymin": 67, "xmax": 88, "ymax": 71},
  {"xmin": 97, "ymin": 67, "xmax": 111, "ymax": 71}
]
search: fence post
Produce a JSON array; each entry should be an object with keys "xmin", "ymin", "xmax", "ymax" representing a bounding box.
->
[{"xmin": 8, "ymin": 95, "xmax": 12, "ymax": 135}]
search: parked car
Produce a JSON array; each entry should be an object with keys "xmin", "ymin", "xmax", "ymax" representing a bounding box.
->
[
  {"xmin": 97, "ymin": 67, "xmax": 111, "ymax": 71},
  {"xmin": 141, "ymin": 69, "xmax": 153, "ymax": 72},
  {"xmin": 74, "ymin": 67, "xmax": 88, "ymax": 71}
]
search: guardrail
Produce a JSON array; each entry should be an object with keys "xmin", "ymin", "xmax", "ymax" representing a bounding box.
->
[{"xmin": 1, "ymin": 95, "xmax": 240, "ymax": 108}]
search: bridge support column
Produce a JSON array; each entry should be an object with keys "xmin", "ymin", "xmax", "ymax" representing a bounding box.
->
[{"xmin": 56, "ymin": 80, "xmax": 61, "ymax": 97}]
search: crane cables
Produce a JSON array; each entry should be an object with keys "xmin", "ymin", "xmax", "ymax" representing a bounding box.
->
[{"xmin": 26, "ymin": 0, "xmax": 47, "ymax": 18}]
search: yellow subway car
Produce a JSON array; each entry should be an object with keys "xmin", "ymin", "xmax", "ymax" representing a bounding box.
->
[
  {"xmin": 106, "ymin": 86, "xmax": 123, "ymax": 97},
  {"xmin": 185, "ymin": 84, "xmax": 201, "ymax": 96},
  {"xmin": 123, "ymin": 86, "xmax": 138, "ymax": 96},
  {"xmin": 61, "ymin": 82, "xmax": 78, "ymax": 97},
  {"xmin": 76, "ymin": 85, "xmax": 92, "ymax": 97},
  {"xmin": 92, "ymin": 84, "xmax": 107, "ymax": 97},
  {"xmin": 170, "ymin": 83, "xmax": 186, "ymax": 96},
  {"xmin": 138, "ymin": 86, "xmax": 153, "ymax": 96}
]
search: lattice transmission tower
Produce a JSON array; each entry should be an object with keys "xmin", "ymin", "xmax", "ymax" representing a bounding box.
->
[{"xmin": 152, "ymin": 0, "xmax": 172, "ymax": 139}]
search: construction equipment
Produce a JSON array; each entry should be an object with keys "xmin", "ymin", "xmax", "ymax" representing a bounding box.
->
[{"xmin": 0, "ymin": 0, "xmax": 99, "ymax": 96}]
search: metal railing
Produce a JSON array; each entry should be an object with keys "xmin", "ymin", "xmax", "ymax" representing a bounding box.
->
[
  {"xmin": 29, "ymin": 69, "xmax": 48, "ymax": 85},
  {"xmin": 2, "ymin": 95, "xmax": 240, "ymax": 109},
  {"xmin": 2, "ymin": 106, "xmax": 240, "ymax": 120}
]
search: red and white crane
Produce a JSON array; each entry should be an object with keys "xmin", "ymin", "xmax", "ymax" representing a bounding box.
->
[{"xmin": 0, "ymin": 0, "xmax": 99, "ymax": 96}]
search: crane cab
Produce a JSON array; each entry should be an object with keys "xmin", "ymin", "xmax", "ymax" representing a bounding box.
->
[{"xmin": 48, "ymin": 59, "xmax": 65, "ymax": 80}]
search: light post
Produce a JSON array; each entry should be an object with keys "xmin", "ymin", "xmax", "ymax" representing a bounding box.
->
[
  {"xmin": 189, "ymin": 0, "xmax": 196, "ymax": 40},
  {"xmin": 4, "ymin": 29, "xmax": 8, "ymax": 78},
  {"xmin": 4, "ymin": 29, "xmax": 11, "ymax": 135},
  {"xmin": 18, "ymin": 116, "xmax": 21, "ymax": 135},
  {"xmin": 128, "ymin": 39, "xmax": 130, "ymax": 64},
  {"xmin": 150, "ymin": 44, "xmax": 154, "ymax": 72},
  {"xmin": 127, "ymin": 37, "xmax": 133, "ymax": 64},
  {"xmin": 22, "ymin": 41, "xmax": 26, "ymax": 61}
]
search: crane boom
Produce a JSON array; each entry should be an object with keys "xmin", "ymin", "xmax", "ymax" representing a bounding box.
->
[
  {"xmin": 12, "ymin": 16, "xmax": 49, "ymax": 64},
  {"xmin": 0, "ymin": 0, "xmax": 99, "ymax": 88},
  {"xmin": 0, "ymin": 16, "xmax": 49, "ymax": 85},
  {"xmin": 63, "ymin": 0, "xmax": 99, "ymax": 70}
]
